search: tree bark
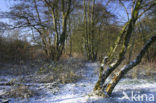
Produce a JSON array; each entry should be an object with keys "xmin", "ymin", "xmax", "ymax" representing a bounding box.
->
[
  {"xmin": 105, "ymin": 35, "xmax": 156, "ymax": 95},
  {"xmin": 44, "ymin": 0, "xmax": 72, "ymax": 61},
  {"xmin": 94, "ymin": 0, "xmax": 143, "ymax": 91}
]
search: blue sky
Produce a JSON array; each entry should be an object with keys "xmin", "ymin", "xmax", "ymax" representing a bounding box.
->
[
  {"xmin": 0, "ymin": 0, "xmax": 13, "ymax": 23},
  {"xmin": 0, "ymin": 0, "xmax": 129, "ymax": 24},
  {"xmin": 0, "ymin": 0, "xmax": 12, "ymax": 12},
  {"xmin": 0, "ymin": 0, "xmax": 129, "ymax": 41}
]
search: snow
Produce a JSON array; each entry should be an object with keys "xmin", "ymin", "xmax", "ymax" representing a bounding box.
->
[
  {"xmin": 114, "ymin": 78, "xmax": 156, "ymax": 92},
  {"xmin": 1, "ymin": 62, "xmax": 156, "ymax": 103},
  {"xmin": 28, "ymin": 63, "xmax": 99, "ymax": 103}
]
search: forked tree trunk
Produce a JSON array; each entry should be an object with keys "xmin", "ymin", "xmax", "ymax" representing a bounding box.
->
[
  {"xmin": 44, "ymin": 0, "xmax": 72, "ymax": 61},
  {"xmin": 94, "ymin": 0, "xmax": 156, "ymax": 97},
  {"xmin": 94, "ymin": 0, "xmax": 142, "ymax": 91},
  {"xmin": 105, "ymin": 35, "xmax": 156, "ymax": 95},
  {"xmin": 94, "ymin": 35, "xmax": 156, "ymax": 97}
]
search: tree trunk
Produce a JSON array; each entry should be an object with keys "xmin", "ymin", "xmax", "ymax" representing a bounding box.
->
[
  {"xmin": 83, "ymin": 0, "xmax": 97, "ymax": 61},
  {"xmin": 44, "ymin": 0, "xmax": 72, "ymax": 61},
  {"xmin": 105, "ymin": 35, "xmax": 156, "ymax": 95},
  {"xmin": 94, "ymin": 0, "xmax": 143, "ymax": 91}
]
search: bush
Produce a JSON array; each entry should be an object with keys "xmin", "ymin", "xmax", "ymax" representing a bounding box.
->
[{"xmin": 0, "ymin": 37, "xmax": 31, "ymax": 62}]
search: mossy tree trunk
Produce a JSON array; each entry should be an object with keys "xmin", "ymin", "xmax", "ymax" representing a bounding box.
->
[
  {"xmin": 94, "ymin": 0, "xmax": 156, "ymax": 97},
  {"xmin": 44, "ymin": 0, "xmax": 72, "ymax": 61},
  {"xmin": 105, "ymin": 35, "xmax": 156, "ymax": 95}
]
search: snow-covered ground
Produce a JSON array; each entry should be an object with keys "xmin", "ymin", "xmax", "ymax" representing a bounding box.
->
[
  {"xmin": 1, "ymin": 62, "xmax": 156, "ymax": 103},
  {"xmin": 22, "ymin": 63, "xmax": 99, "ymax": 103}
]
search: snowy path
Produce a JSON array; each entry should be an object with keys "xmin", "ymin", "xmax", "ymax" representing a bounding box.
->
[{"xmin": 28, "ymin": 63, "xmax": 99, "ymax": 103}]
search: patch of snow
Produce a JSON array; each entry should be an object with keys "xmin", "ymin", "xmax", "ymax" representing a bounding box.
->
[
  {"xmin": 0, "ymin": 90, "xmax": 6, "ymax": 96},
  {"xmin": 1, "ymin": 62, "xmax": 156, "ymax": 103},
  {"xmin": 14, "ymin": 62, "xmax": 99, "ymax": 103}
]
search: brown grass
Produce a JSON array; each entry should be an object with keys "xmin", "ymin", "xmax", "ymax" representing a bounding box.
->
[
  {"xmin": 125, "ymin": 61, "xmax": 156, "ymax": 79},
  {"xmin": 36, "ymin": 58, "xmax": 86, "ymax": 84},
  {"xmin": 7, "ymin": 85, "xmax": 35, "ymax": 99}
]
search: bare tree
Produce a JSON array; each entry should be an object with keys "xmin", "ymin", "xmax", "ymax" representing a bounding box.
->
[
  {"xmin": 3, "ymin": 0, "xmax": 78, "ymax": 61},
  {"xmin": 83, "ymin": 0, "xmax": 114, "ymax": 61}
]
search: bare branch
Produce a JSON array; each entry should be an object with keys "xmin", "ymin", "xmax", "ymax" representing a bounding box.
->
[
  {"xmin": 119, "ymin": 0, "xmax": 129, "ymax": 20},
  {"xmin": 138, "ymin": 1, "xmax": 156, "ymax": 19}
]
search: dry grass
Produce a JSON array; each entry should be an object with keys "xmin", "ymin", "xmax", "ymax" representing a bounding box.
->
[
  {"xmin": 17, "ymin": 58, "xmax": 85, "ymax": 84},
  {"xmin": 35, "ymin": 58, "xmax": 86, "ymax": 84},
  {"xmin": 59, "ymin": 71, "xmax": 82, "ymax": 84},
  {"xmin": 124, "ymin": 61, "xmax": 156, "ymax": 79},
  {"xmin": 7, "ymin": 85, "xmax": 35, "ymax": 99}
]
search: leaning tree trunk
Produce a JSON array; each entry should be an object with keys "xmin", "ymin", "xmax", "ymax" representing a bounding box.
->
[
  {"xmin": 105, "ymin": 35, "xmax": 156, "ymax": 95},
  {"xmin": 94, "ymin": 0, "xmax": 142, "ymax": 91},
  {"xmin": 94, "ymin": 0, "xmax": 156, "ymax": 96}
]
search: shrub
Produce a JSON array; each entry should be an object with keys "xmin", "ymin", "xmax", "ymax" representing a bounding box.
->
[
  {"xmin": 7, "ymin": 85, "xmax": 35, "ymax": 99},
  {"xmin": 0, "ymin": 37, "xmax": 31, "ymax": 62}
]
